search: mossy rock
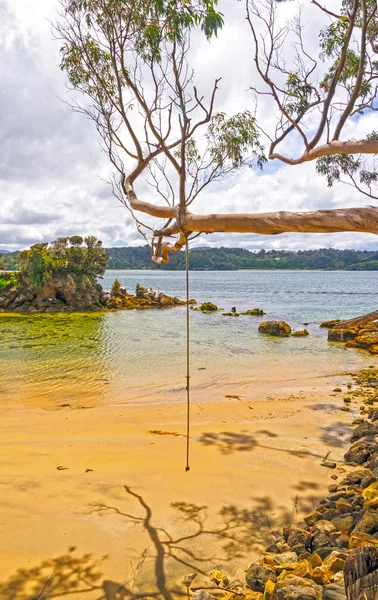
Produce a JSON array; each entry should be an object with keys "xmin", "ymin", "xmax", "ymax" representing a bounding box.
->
[
  {"xmin": 242, "ymin": 308, "xmax": 265, "ymax": 316},
  {"xmin": 223, "ymin": 312, "xmax": 240, "ymax": 317},
  {"xmin": 258, "ymin": 320, "xmax": 292, "ymax": 337},
  {"xmin": 291, "ymin": 329, "xmax": 309, "ymax": 337},
  {"xmin": 199, "ymin": 302, "xmax": 218, "ymax": 312}
]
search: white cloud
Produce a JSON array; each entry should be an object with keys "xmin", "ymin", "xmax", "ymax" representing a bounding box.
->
[{"xmin": 0, "ymin": 0, "xmax": 377, "ymax": 252}]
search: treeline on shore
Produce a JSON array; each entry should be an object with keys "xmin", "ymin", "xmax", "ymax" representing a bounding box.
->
[{"xmin": 2, "ymin": 246, "xmax": 378, "ymax": 271}]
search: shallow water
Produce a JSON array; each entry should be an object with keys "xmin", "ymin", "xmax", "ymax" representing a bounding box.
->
[{"xmin": 1, "ymin": 270, "xmax": 378, "ymax": 408}]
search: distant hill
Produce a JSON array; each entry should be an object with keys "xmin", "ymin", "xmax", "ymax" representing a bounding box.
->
[
  {"xmin": 106, "ymin": 246, "xmax": 378, "ymax": 271},
  {"xmin": 0, "ymin": 249, "xmax": 11, "ymax": 254},
  {"xmin": 3, "ymin": 246, "xmax": 378, "ymax": 271}
]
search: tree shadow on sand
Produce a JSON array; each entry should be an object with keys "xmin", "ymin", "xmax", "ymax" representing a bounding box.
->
[
  {"xmin": 0, "ymin": 485, "xmax": 321, "ymax": 600},
  {"xmin": 198, "ymin": 430, "xmax": 326, "ymax": 459}
]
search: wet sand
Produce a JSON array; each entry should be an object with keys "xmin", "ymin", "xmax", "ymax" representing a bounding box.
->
[{"xmin": 0, "ymin": 372, "xmax": 359, "ymax": 599}]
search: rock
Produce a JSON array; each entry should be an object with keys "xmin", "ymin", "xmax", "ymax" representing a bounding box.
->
[
  {"xmin": 368, "ymin": 408, "xmax": 378, "ymax": 422},
  {"xmin": 331, "ymin": 515, "xmax": 355, "ymax": 534},
  {"xmin": 192, "ymin": 591, "xmax": 217, "ymax": 600},
  {"xmin": 335, "ymin": 499, "xmax": 354, "ymax": 514},
  {"xmin": 287, "ymin": 526, "xmax": 311, "ymax": 549},
  {"xmin": 245, "ymin": 564, "xmax": 276, "ymax": 592},
  {"xmin": 291, "ymin": 329, "xmax": 309, "ymax": 337},
  {"xmin": 349, "ymin": 531, "xmax": 378, "ymax": 549},
  {"xmin": 362, "ymin": 481, "xmax": 378, "ymax": 501},
  {"xmin": 351, "ymin": 422, "xmax": 378, "ymax": 442},
  {"xmin": 271, "ymin": 576, "xmax": 322, "ymax": 600},
  {"xmin": 307, "ymin": 553, "xmax": 322, "ymax": 569},
  {"xmin": 303, "ymin": 511, "xmax": 323, "ymax": 525},
  {"xmin": 209, "ymin": 569, "xmax": 229, "ymax": 586},
  {"xmin": 333, "ymin": 533, "xmax": 350, "ymax": 549},
  {"xmin": 311, "ymin": 566, "xmax": 332, "ymax": 585},
  {"xmin": 321, "ymin": 461, "xmax": 337, "ymax": 469},
  {"xmin": 320, "ymin": 320, "xmax": 341, "ymax": 329},
  {"xmin": 342, "ymin": 469, "xmax": 370, "ymax": 485},
  {"xmin": 316, "ymin": 547, "xmax": 346, "ymax": 560},
  {"xmin": 322, "ymin": 583, "xmax": 347, "ymax": 600},
  {"xmin": 199, "ymin": 302, "xmax": 218, "ymax": 312},
  {"xmin": 322, "ymin": 550, "xmax": 346, "ymax": 574},
  {"xmin": 368, "ymin": 451, "xmax": 378, "ymax": 475},
  {"xmin": 182, "ymin": 573, "xmax": 198, "ymax": 586},
  {"xmin": 353, "ymin": 508, "xmax": 378, "ymax": 534},
  {"xmin": 242, "ymin": 308, "xmax": 265, "ymax": 316},
  {"xmin": 355, "ymin": 330, "xmax": 378, "ymax": 348},
  {"xmin": 243, "ymin": 592, "xmax": 263, "ymax": 600},
  {"xmin": 258, "ymin": 321, "xmax": 292, "ymax": 337},
  {"xmin": 328, "ymin": 328, "xmax": 356, "ymax": 342},
  {"xmin": 344, "ymin": 441, "xmax": 377, "ymax": 465},
  {"xmin": 312, "ymin": 531, "xmax": 334, "ymax": 553},
  {"xmin": 313, "ymin": 520, "xmax": 337, "ymax": 535},
  {"xmin": 328, "ymin": 485, "xmax": 338, "ymax": 493},
  {"xmin": 262, "ymin": 551, "xmax": 298, "ymax": 566}
]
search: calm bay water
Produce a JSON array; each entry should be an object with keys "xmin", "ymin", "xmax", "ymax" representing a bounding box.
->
[{"xmin": 1, "ymin": 270, "xmax": 378, "ymax": 408}]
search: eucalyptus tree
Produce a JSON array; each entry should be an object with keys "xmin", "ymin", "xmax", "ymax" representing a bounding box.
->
[
  {"xmin": 56, "ymin": 0, "xmax": 378, "ymax": 263},
  {"xmin": 247, "ymin": 0, "xmax": 378, "ymax": 198}
]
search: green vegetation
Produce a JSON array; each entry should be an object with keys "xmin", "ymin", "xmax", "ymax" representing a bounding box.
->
[
  {"xmin": 4, "ymin": 245, "xmax": 378, "ymax": 272},
  {"xmin": 0, "ymin": 237, "xmax": 108, "ymax": 313},
  {"xmin": 0, "ymin": 252, "xmax": 19, "ymax": 271},
  {"xmin": 105, "ymin": 246, "xmax": 378, "ymax": 271},
  {"xmin": 18, "ymin": 236, "xmax": 107, "ymax": 291}
]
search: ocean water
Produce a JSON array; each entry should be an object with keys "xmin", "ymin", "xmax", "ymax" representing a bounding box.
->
[{"xmin": 1, "ymin": 270, "xmax": 378, "ymax": 408}]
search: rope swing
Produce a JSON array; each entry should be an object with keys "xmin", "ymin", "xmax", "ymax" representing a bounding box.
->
[{"xmin": 185, "ymin": 235, "xmax": 190, "ymax": 472}]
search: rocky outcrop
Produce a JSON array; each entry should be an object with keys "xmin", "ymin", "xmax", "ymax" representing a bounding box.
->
[
  {"xmin": 259, "ymin": 321, "xmax": 292, "ymax": 337},
  {"xmin": 0, "ymin": 275, "xmax": 107, "ymax": 313},
  {"xmin": 0, "ymin": 277, "xmax": 191, "ymax": 313},
  {"xmin": 327, "ymin": 312, "xmax": 378, "ymax": 354},
  {"xmin": 106, "ymin": 283, "xmax": 190, "ymax": 310}
]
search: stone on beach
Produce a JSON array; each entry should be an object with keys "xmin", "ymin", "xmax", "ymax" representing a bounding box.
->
[{"xmin": 258, "ymin": 321, "xmax": 292, "ymax": 337}]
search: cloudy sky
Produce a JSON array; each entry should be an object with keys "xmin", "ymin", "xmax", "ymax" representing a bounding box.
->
[{"xmin": 0, "ymin": 0, "xmax": 377, "ymax": 252}]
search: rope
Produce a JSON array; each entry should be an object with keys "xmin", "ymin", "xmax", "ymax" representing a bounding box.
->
[{"xmin": 185, "ymin": 235, "xmax": 190, "ymax": 472}]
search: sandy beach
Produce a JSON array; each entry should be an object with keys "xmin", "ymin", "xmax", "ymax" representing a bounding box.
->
[{"xmin": 0, "ymin": 372, "xmax": 360, "ymax": 599}]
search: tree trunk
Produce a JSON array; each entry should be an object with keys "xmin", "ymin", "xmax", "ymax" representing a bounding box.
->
[{"xmin": 344, "ymin": 547, "xmax": 378, "ymax": 600}]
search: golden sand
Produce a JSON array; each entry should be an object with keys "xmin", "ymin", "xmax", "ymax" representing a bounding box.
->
[{"xmin": 0, "ymin": 373, "xmax": 356, "ymax": 599}]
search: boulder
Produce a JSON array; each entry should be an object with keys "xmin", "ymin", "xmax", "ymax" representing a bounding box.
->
[
  {"xmin": 351, "ymin": 422, "xmax": 378, "ymax": 442},
  {"xmin": 353, "ymin": 509, "xmax": 378, "ymax": 534},
  {"xmin": 258, "ymin": 321, "xmax": 292, "ymax": 337},
  {"xmin": 344, "ymin": 441, "xmax": 377, "ymax": 465},
  {"xmin": 271, "ymin": 576, "xmax": 322, "ymax": 600},
  {"xmin": 291, "ymin": 329, "xmax": 309, "ymax": 337},
  {"xmin": 245, "ymin": 564, "xmax": 276, "ymax": 592},
  {"xmin": 287, "ymin": 526, "xmax": 311, "ymax": 549},
  {"xmin": 328, "ymin": 328, "xmax": 356, "ymax": 342},
  {"xmin": 331, "ymin": 515, "xmax": 355, "ymax": 535},
  {"xmin": 355, "ymin": 331, "xmax": 378, "ymax": 348},
  {"xmin": 349, "ymin": 531, "xmax": 378, "ymax": 549},
  {"xmin": 322, "ymin": 583, "xmax": 347, "ymax": 600},
  {"xmin": 242, "ymin": 308, "xmax": 265, "ymax": 316}
]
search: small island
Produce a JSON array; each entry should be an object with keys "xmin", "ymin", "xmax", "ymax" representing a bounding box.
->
[{"xmin": 0, "ymin": 237, "xmax": 188, "ymax": 313}]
